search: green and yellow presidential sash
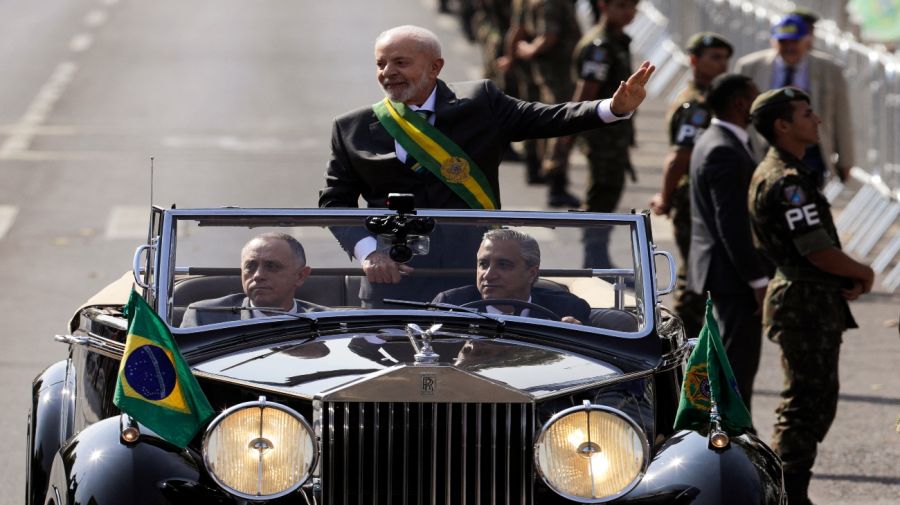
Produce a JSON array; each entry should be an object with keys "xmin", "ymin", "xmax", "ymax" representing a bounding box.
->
[{"xmin": 372, "ymin": 98, "xmax": 498, "ymax": 209}]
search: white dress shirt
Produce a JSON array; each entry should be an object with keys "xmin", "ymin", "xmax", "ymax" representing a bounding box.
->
[
  {"xmin": 250, "ymin": 300, "xmax": 298, "ymax": 318},
  {"xmin": 711, "ymin": 118, "xmax": 754, "ymax": 158},
  {"xmin": 485, "ymin": 296, "xmax": 532, "ymax": 317}
]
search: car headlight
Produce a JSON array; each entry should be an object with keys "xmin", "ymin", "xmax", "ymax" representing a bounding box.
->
[
  {"xmin": 202, "ymin": 397, "xmax": 317, "ymax": 500},
  {"xmin": 535, "ymin": 402, "xmax": 648, "ymax": 502}
]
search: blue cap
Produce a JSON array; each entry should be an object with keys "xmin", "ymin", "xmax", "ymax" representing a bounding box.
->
[{"xmin": 771, "ymin": 14, "xmax": 809, "ymax": 40}]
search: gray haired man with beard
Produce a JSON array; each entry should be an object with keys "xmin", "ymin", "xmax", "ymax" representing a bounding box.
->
[{"xmin": 319, "ymin": 25, "xmax": 654, "ymax": 306}]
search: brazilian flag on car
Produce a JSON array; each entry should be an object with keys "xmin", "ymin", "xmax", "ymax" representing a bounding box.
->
[
  {"xmin": 673, "ymin": 297, "xmax": 752, "ymax": 434},
  {"xmin": 113, "ymin": 290, "xmax": 214, "ymax": 448}
]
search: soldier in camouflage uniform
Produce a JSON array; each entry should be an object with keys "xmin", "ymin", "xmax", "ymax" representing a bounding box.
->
[
  {"xmin": 472, "ymin": 0, "xmax": 509, "ymax": 85},
  {"xmin": 544, "ymin": 0, "xmax": 638, "ymax": 266},
  {"xmin": 512, "ymin": 0, "xmax": 582, "ymax": 206},
  {"xmin": 498, "ymin": 0, "xmax": 547, "ymax": 184},
  {"xmin": 650, "ymin": 32, "xmax": 732, "ymax": 340},
  {"xmin": 748, "ymin": 88, "xmax": 875, "ymax": 505},
  {"xmin": 515, "ymin": 0, "xmax": 580, "ymax": 106}
]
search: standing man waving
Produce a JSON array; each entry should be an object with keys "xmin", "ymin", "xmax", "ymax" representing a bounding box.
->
[{"xmin": 319, "ymin": 25, "xmax": 654, "ymax": 306}]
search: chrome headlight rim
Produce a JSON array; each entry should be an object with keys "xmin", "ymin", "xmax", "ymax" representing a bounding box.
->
[
  {"xmin": 534, "ymin": 402, "xmax": 650, "ymax": 504},
  {"xmin": 202, "ymin": 397, "xmax": 318, "ymax": 501}
]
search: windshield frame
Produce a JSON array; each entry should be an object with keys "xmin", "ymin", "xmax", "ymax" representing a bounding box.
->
[{"xmin": 154, "ymin": 208, "xmax": 660, "ymax": 339}]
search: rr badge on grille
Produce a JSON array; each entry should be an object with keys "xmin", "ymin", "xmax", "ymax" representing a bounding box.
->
[{"xmin": 421, "ymin": 374, "xmax": 437, "ymax": 395}]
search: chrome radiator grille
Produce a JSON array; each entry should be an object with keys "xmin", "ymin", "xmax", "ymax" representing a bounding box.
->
[{"xmin": 322, "ymin": 402, "xmax": 535, "ymax": 505}]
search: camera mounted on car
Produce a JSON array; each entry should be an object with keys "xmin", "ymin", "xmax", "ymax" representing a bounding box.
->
[{"xmin": 365, "ymin": 193, "xmax": 435, "ymax": 263}]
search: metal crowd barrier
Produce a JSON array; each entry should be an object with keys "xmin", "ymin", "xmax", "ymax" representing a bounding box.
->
[{"xmin": 633, "ymin": 0, "xmax": 900, "ymax": 292}]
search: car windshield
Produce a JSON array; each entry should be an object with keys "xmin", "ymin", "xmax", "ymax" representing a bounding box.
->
[{"xmin": 161, "ymin": 209, "xmax": 655, "ymax": 337}]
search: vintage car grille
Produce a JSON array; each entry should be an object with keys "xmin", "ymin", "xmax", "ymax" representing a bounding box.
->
[{"xmin": 322, "ymin": 401, "xmax": 536, "ymax": 505}]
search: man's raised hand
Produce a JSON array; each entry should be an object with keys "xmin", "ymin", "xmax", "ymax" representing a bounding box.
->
[{"xmin": 610, "ymin": 60, "xmax": 656, "ymax": 117}]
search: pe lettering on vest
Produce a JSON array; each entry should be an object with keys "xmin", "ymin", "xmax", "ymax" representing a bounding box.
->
[{"xmin": 785, "ymin": 203, "xmax": 820, "ymax": 230}]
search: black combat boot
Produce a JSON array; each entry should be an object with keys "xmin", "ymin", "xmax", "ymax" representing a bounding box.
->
[
  {"xmin": 783, "ymin": 470, "xmax": 813, "ymax": 505},
  {"xmin": 582, "ymin": 227, "xmax": 613, "ymax": 269},
  {"xmin": 547, "ymin": 170, "xmax": 580, "ymax": 208},
  {"xmin": 524, "ymin": 141, "xmax": 545, "ymax": 184}
]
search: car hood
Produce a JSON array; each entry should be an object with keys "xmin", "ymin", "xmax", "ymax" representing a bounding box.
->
[{"xmin": 193, "ymin": 329, "xmax": 624, "ymax": 402}]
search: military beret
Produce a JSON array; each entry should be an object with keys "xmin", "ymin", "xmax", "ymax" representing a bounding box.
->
[
  {"xmin": 685, "ymin": 32, "xmax": 733, "ymax": 56},
  {"xmin": 771, "ymin": 14, "xmax": 809, "ymax": 40},
  {"xmin": 750, "ymin": 87, "xmax": 811, "ymax": 116}
]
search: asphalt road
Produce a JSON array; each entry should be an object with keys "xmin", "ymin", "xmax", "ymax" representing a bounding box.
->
[{"xmin": 0, "ymin": 0, "xmax": 896, "ymax": 503}]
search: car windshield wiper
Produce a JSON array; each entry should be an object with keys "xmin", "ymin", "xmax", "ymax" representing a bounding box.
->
[
  {"xmin": 383, "ymin": 298, "xmax": 506, "ymax": 326},
  {"xmin": 195, "ymin": 306, "xmax": 317, "ymax": 320}
]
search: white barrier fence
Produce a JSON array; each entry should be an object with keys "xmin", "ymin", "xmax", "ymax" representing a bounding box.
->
[{"xmin": 632, "ymin": 0, "xmax": 900, "ymax": 292}]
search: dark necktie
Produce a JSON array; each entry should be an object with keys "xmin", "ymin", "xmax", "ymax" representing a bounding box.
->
[
  {"xmin": 781, "ymin": 66, "xmax": 796, "ymax": 87},
  {"xmin": 404, "ymin": 109, "xmax": 432, "ymax": 170}
]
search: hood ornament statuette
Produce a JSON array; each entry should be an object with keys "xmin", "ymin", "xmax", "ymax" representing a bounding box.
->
[{"xmin": 406, "ymin": 323, "xmax": 442, "ymax": 364}]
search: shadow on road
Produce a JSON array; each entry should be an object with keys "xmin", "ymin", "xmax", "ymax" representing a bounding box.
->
[
  {"xmin": 813, "ymin": 474, "xmax": 900, "ymax": 485},
  {"xmin": 754, "ymin": 388, "xmax": 900, "ymax": 406}
]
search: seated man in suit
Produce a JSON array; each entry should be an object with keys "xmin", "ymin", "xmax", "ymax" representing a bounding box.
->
[
  {"xmin": 433, "ymin": 229, "xmax": 590, "ymax": 324},
  {"xmin": 181, "ymin": 232, "xmax": 326, "ymax": 327}
]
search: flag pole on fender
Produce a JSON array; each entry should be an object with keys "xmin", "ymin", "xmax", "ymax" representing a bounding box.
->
[{"xmin": 673, "ymin": 295, "xmax": 752, "ymax": 448}]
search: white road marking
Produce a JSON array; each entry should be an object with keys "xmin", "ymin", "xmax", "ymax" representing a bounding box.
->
[
  {"xmin": 0, "ymin": 125, "xmax": 77, "ymax": 135},
  {"xmin": 0, "ymin": 206, "xmax": 19, "ymax": 240},
  {"xmin": 289, "ymin": 227, "xmax": 342, "ymax": 242},
  {"xmin": 0, "ymin": 150, "xmax": 120, "ymax": 161},
  {"xmin": 105, "ymin": 210, "xmax": 341, "ymax": 241},
  {"xmin": 161, "ymin": 135, "xmax": 320, "ymax": 152},
  {"xmin": 501, "ymin": 204, "xmax": 545, "ymax": 211},
  {"xmin": 84, "ymin": 9, "xmax": 109, "ymax": 28},
  {"xmin": 106, "ymin": 205, "xmax": 152, "ymax": 239},
  {"xmin": 435, "ymin": 16, "xmax": 457, "ymax": 31},
  {"xmin": 69, "ymin": 33, "xmax": 94, "ymax": 53},
  {"xmin": 0, "ymin": 62, "xmax": 78, "ymax": 159},
  {"xmin": 517, "ymin": 227, "xmax": 557, "ymax": 241},
  {"xmin": 1, "ymin": 0, "xmax": 114, "ymax": 159}
]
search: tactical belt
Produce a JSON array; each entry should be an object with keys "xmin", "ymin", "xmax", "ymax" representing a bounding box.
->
[{"xmin": 775, "ymin": 265, "xmax": 846, "ymax": 287}]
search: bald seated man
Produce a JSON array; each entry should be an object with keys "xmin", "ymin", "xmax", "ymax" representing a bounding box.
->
[{"xmin": 181, "ymin": 233, "xmax": 326, "ymax": 327}]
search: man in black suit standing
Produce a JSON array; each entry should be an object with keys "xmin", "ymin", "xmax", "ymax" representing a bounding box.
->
[
  {"xmin": 687, "ymin": 74, "xmax": 767, "ymax": 410},
  {"xmin": 433, "ymin": 229, "xmax": 590, "ymax": 323},
  {"xmin": 318, "ymin": 25, "xmax": 654, "ymax": 306}
]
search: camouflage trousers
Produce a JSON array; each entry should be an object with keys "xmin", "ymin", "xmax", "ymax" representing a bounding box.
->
[
  {"xmin": 669, "ymin": 180, "xmax": 705, "ymax": 340},
  {"xmin": 583, "ymin": 147, "xmax": 628, "ymax": 213},
  {"xmin": 770, "ymin": 326, "xmax": 842, "ymax": 475},
  {"xmin": 537, "ymin": 75, "xmax": 575, "ymax": 194},
  {"xmin": 580, "ymin": 146, "xmax": 629, "ymax": 268}
]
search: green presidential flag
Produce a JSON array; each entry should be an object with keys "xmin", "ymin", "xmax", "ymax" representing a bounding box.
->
[
  {"xmin": 113, "ymin": 290, "xmax": 214, "ymax": 448},
  {"xmin": 673, "ymin": 297, "xmax": 752, "ymax": 434}
]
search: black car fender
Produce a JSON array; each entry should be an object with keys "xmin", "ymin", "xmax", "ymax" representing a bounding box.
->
[
  {"xmin": 27, "ymin": 360, "xmax": 73, "ymax": 505},
  {"xmin": 44, "ymin": 416, "xmax": 208, "ymax": 505},
  {"xmin": 622, "ymin": 430, "xmax": 785, "ymax": 504}
]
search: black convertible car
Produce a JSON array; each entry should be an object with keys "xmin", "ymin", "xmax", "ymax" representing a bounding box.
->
[{"xmin": 27, "ymin": 205, "xmax": 784, "ymax": 504}]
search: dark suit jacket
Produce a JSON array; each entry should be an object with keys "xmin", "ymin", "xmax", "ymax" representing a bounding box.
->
[
  {"xmin": 319, "ymin": 78, "xmax": 608, "ymax": 251},
  {"xmin": 180, "ymin": 293, "xmax": 326, "ymax": 327},
  {"xmin": 432, "ymin": 285, "xmax": 591, "ymax": 323},
  {"xmin": 688, "ymin": 123, "xmax": 768, "ymax": 294}
]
